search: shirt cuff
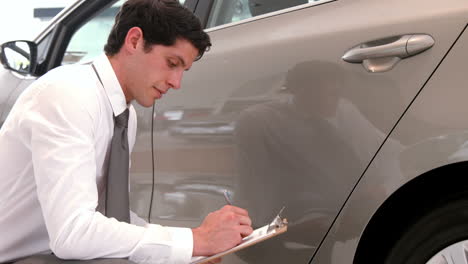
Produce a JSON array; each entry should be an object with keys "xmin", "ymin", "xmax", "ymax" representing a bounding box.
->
[
  {"xmin": 129, "ymin": 224, "xmax": 193, "ymax": 264},
  {"xmin": 168, "ymin": 226, "xmax": 193, "ymax": 264}
]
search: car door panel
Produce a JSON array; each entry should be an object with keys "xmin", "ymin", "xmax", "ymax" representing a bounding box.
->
[
  {"xmin": 150, "ymin": 0, "xmax": 467, "ymax": 263},
  {"xmin": 314, "ymin": 25, "xmax": 468, "ymax": 264}
]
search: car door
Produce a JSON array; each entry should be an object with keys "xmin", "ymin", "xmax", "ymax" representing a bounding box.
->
[{"xmin": 151, "ymin": 0, "xmax": 468, "ymax": 263}]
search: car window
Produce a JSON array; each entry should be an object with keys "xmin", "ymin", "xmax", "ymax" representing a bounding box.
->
[
  {"xmin": 206, "ymin": 0, "xmax": 318, "ymax": 28},
  {"xmin": 62, "ymin": 0, "xmax": 186, "ymax": 65},
  {"xmin": 62, "ymin": 0, "xmax": 125, "ymax": 65}
]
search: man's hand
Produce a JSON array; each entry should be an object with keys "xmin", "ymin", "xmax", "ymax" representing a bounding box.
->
[{"xmin": 192, "ymin": 205, "xmax": 253, "ymax": 256}]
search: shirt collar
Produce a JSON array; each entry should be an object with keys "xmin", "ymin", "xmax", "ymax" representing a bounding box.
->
[{"xmin": 92, "ymin": 53, "xmax": 128, "ymax": 116}]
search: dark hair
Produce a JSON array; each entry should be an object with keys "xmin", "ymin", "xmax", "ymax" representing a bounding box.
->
[{"xmin": 104, "ymin": 0, "xmax": 211, "ymax": 60}]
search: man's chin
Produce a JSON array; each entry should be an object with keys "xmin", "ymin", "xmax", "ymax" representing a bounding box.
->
[{"xmin": 136, "ymin": 99, "xmax": 155, "ymax": 108}]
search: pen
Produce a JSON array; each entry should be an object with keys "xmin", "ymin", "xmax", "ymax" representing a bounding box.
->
[{"xmin": 223, "ymin": 190, "xmax": 233, "ymax": 205}]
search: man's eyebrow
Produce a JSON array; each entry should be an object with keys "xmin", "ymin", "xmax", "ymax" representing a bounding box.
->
[
  {"xmin": 169, "ymin": 54, "xmax": 191, "ymax": 71},
  {"xmin": 175, "ymin": 55, "xmax": 187, "ymax": 68}
]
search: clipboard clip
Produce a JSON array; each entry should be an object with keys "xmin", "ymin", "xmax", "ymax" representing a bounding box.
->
[{"xmin": 267, "ymin": 206, "xmax": 287, "ymax": 232}]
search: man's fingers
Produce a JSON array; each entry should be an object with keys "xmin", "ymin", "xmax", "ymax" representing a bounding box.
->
[
  {"xmin": 237, "ymin": 224, "xmax": 254, "ymax": 237},
  {"xmin": 220, "ymin": 207, "xmax": 251, "ymax": 226},
  {"xmin": 238, "ymin": 215, "xmax": 252, "ymax": 226},
  {"xmin": 194, "ymin": 206, "xmax": 253, "ymax": 257},
  {"xmin": 222, "ymin": 205, "xmax": 249, "ymax": 216},
  {"xmin": 220, "ymin": 206, "xmax": 252, "ymax": 233}
]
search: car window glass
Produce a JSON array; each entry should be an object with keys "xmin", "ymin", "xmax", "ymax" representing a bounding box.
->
[
  {"xmin": 207, "ymin": 0, "xmax": 318, "ymax": 28},
  {"xmin": 62, "ymin": 0, "xmax": 125, "ymax": 65},
  {"xmin": 62, "ymin": 0, "xmax": 187, "ymax": 65}
]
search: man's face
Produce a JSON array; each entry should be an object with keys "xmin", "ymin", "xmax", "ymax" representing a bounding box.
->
[{"xmin": 124, "ymin": 37, "xmax": 199, "ymax": 107}]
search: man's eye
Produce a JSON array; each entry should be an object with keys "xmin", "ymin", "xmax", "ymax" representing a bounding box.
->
[{"xmin": 168, "ymin": 60, "xmax": 177, "ymax": 68}]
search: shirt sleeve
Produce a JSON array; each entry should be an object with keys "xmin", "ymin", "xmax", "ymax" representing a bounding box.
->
[
  {"xmin": 130, "ymin": 210, "xmax": 148, "ymax": 227},
  {"xmin": 27, "ymin": 77, "xmax": 193, "ymax": 263}
]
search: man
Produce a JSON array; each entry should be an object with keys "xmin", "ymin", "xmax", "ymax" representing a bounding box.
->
[{"xmin": 0, "ymin": 0, "xmax": 252, "ymax": 263}]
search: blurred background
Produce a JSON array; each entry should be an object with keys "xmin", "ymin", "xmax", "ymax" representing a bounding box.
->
[
  {"xmin": 0, "ymin": 0, "xmax": 188, "ymax": 46},
  {"xmin": 0, "ymin": 1, "xmax": 80, "ymax": 44}
]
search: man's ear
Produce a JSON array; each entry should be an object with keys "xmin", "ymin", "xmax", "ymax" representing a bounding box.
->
[{"xmin": 123, "ymin": 27, "xmax": 144, "ymax": 54}]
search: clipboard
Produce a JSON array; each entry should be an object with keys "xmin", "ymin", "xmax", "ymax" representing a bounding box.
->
[{"xmin": 190, "ymin": 207, "xmax": 288, "ymax": 264}]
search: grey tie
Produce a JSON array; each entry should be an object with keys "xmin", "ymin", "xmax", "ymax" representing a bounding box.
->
[{"xmin": 106, "ymin": 109, "xmax": 130, "ymax": 223}]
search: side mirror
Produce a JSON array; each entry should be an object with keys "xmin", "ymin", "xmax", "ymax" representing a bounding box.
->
[{"xmin": 0, "ymin": 41, "xmax": 38, "ymax": 75}]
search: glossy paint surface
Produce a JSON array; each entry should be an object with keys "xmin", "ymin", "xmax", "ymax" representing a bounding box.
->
[
  {"xmin": 314, "ymin": 18, "xmax": 468, "ymax": 264},
  {"xmin": 142, "ymin": 0, "xmax": 468, "ymax": 263}
]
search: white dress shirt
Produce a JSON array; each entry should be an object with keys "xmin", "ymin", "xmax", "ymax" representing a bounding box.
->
[{"xmin": 0, "ymin": 54, "xmax": 193, "ymax": 264}]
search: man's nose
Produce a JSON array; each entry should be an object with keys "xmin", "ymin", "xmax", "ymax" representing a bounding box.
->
[{"xmin": 168, "ymin": 71, "xmax": 183, "ymax": 90}]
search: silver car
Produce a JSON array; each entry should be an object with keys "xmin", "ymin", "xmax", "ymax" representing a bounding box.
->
[{"xmin": 2, "ymin": 0, "xmax": 468, "ymax": 263}]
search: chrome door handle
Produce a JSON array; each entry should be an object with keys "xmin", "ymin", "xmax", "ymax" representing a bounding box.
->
[{"xmin": 342, "ymin": 34, "xmax": 435, "ymax": 72}]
